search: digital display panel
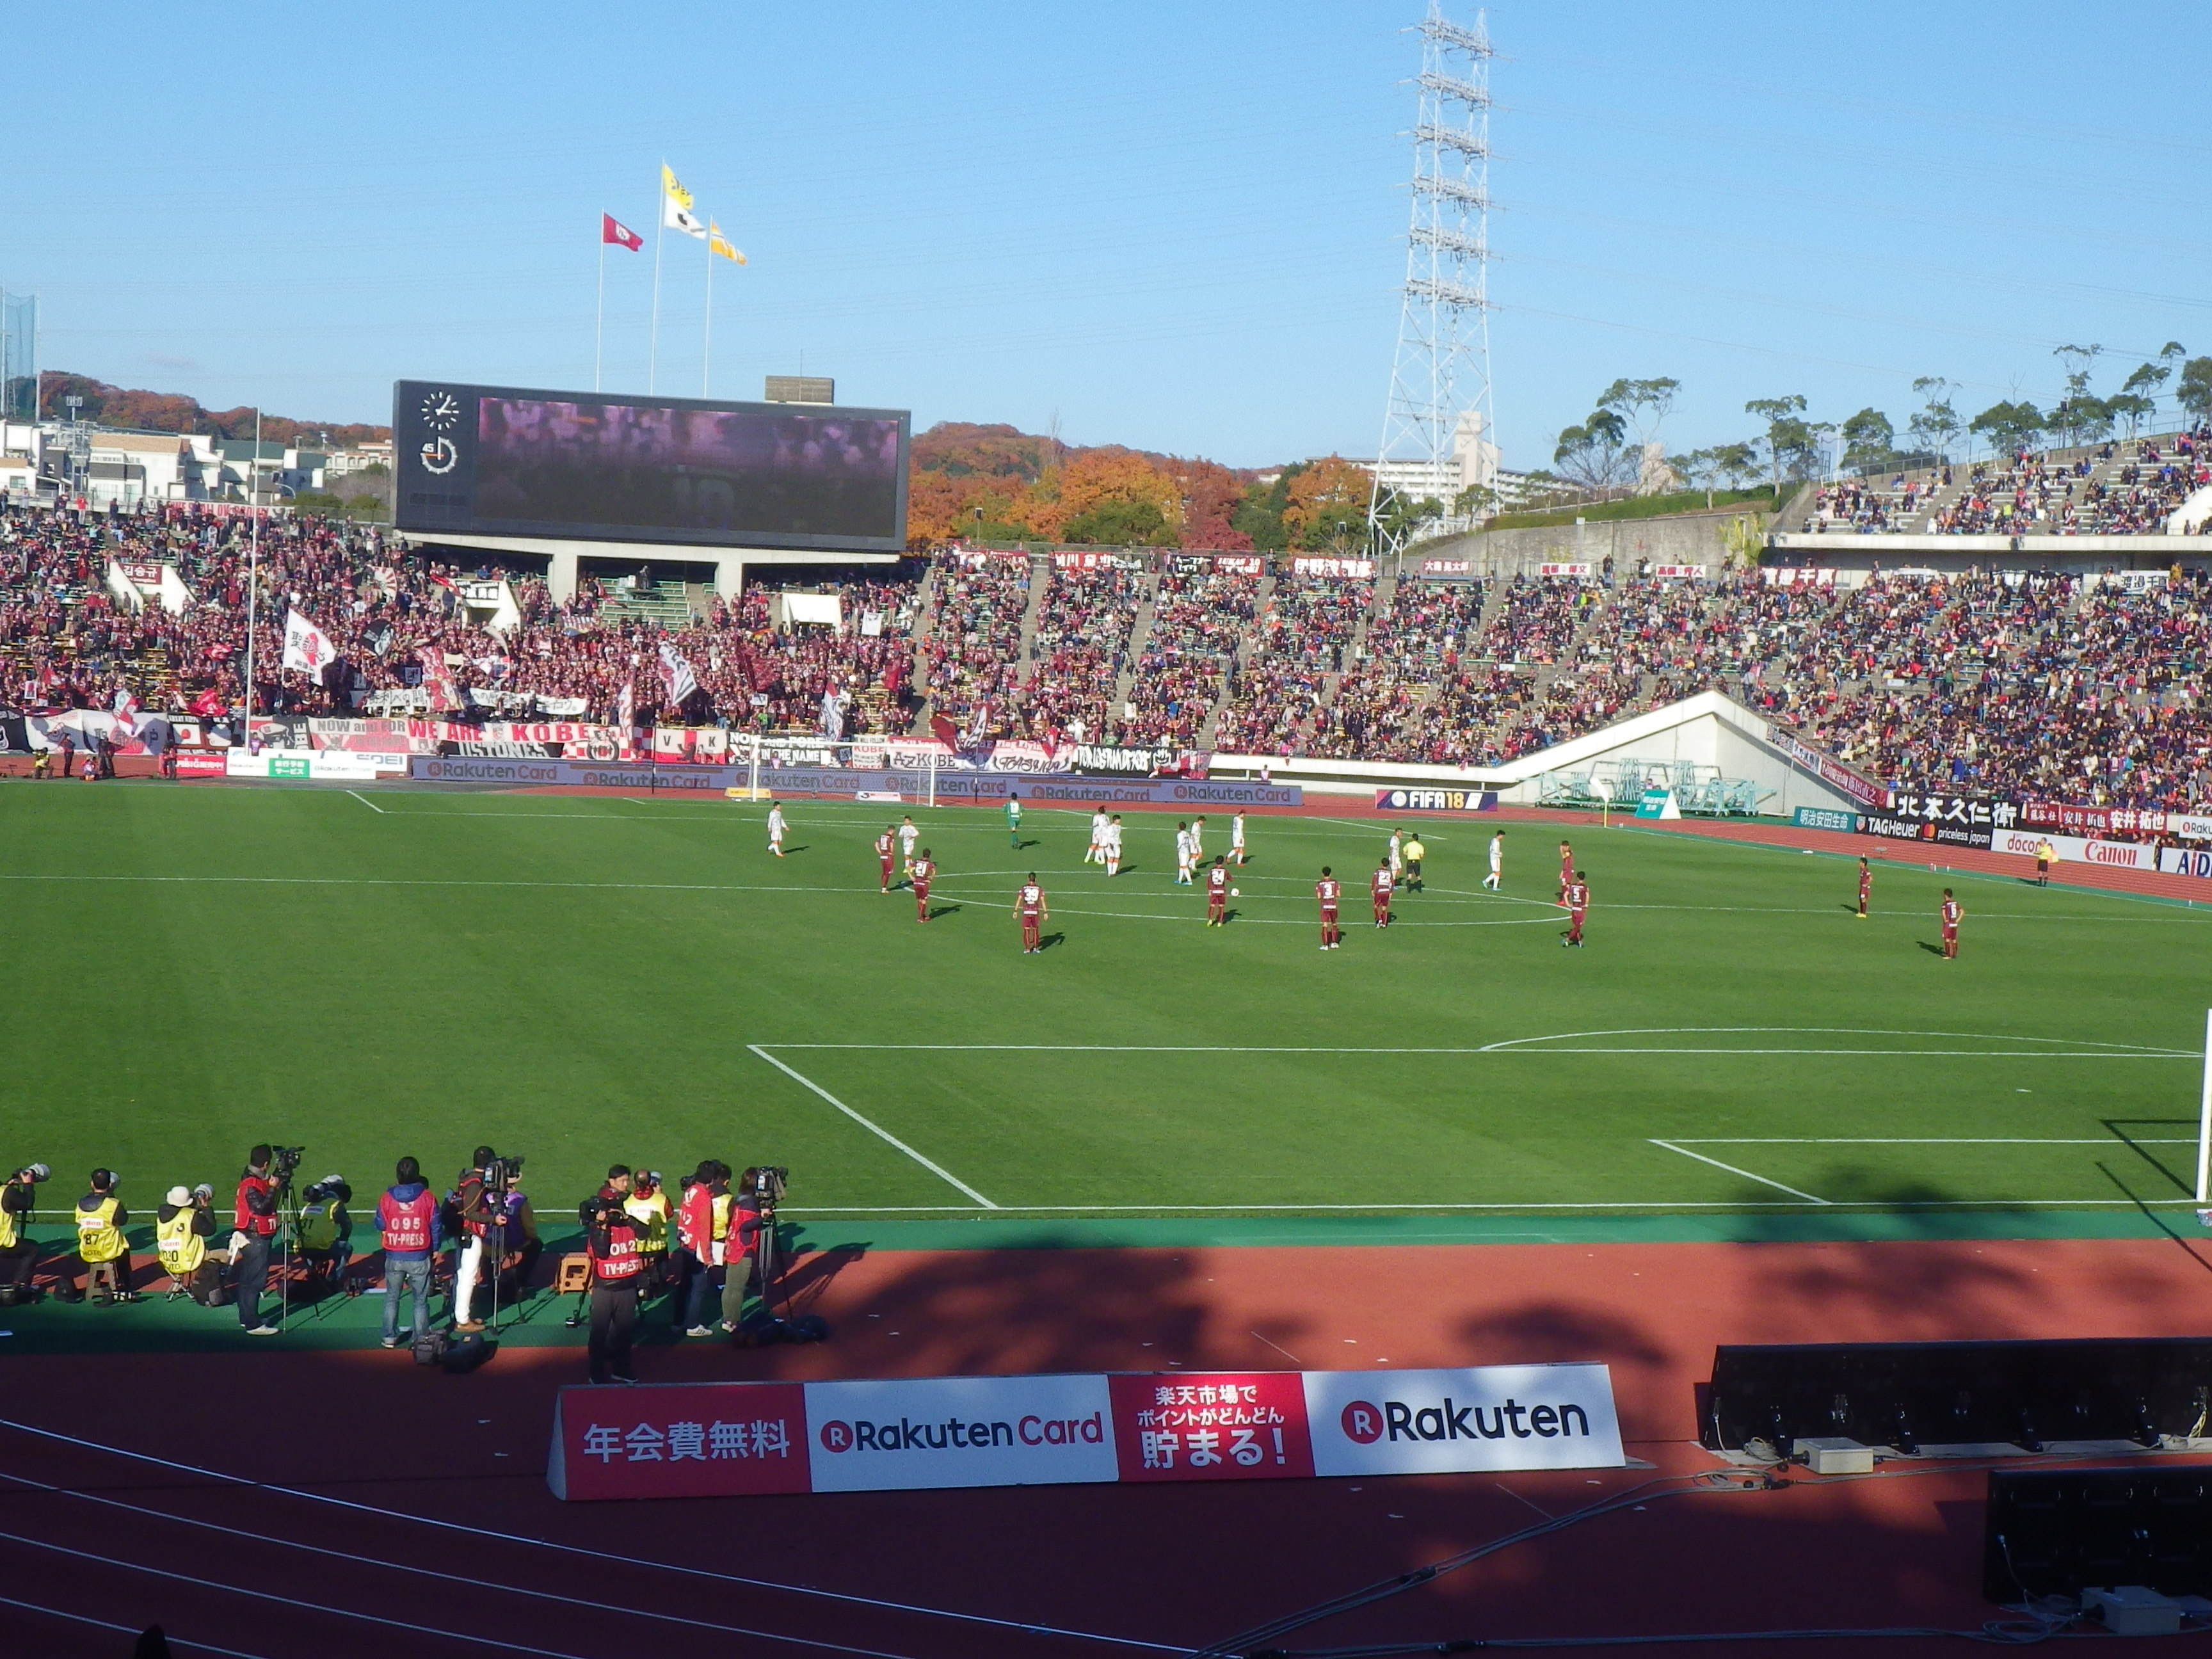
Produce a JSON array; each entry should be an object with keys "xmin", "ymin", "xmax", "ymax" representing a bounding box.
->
[{"xmin": 392, "ymin": 381, "xmax": 909, "ymax": 553}]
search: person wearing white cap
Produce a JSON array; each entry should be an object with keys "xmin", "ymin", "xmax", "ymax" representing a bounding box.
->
[
  {"xmin": 156, "ymin": 1183, "xmax": 226, "ymax": 1304},
  {"xmin": 0, "ymin": 1163, "xmax": 51, "ymax": 1306}
]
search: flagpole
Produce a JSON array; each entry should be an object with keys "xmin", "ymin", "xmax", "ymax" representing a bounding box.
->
[
  {"xmin": 703, "ymin": 237, "xmax": 714, "ymax": 398},
  {"xmin": 594, "ymin": 227, "xmax": 606, "ymax": 393},
  {"xmin": 648, "ymin": 164, "xmax": 665, "ymax": 394},
  {"xmin": 243, "ymin": 407, "xmax": 261, "ymax": 734}
]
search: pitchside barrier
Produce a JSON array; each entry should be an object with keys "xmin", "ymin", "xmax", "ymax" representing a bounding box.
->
[
  {"xmin": 406, "ymin": 755, "xmax": 1302, "ymax": 807},
  {"xmin": 547, "ymin": 1363, "xmax": 1624, "ymax": 1500}
]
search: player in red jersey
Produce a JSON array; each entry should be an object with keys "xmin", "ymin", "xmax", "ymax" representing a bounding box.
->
[
  {"xmin": 1205, "ymin": 856, "xmax": 1230, "ymax": 926},
  {"xmin": 1940, "ymin": 888, "xmax": 1961, "ymax": 959},
  {"xmin": 911, "ymin": 848, "xmax": 936, "ymax": 922},
  {"xmin": 1017, "ymin": 874, "xmax": 1048, "ymax": 952},
  {"xmin": 876, "ymin": 826, "xmax": 897, "ymax": 894},
  {"xmin": 1316, "ymin": 865, "xmax": 1342, "ymax": 950},
  {"xmin": 1371, "ymin": 858, "xmax": 1393, "ymax": 927},
  {"xmin": 1560, "ymin": 869, "xmax": 1589, "ymax": 947},
  {"xmin": 1557, "ymin": 839, "xmax": 1573, "ymax": 902},
  {"xmin": 1857, "ymin": 856, "xmax": 1871, "ymax": 918}
]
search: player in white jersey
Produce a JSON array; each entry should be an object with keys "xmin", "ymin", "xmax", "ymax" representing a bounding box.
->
[
  {"xmin": 1190, "ymin": 815, "xmax": 1206, "ymax": 860},
  {"xmin": 1085, "ymin": 810, "xmax": 1109, "ymax": 865},
  {"xmin": 1230, "ymin": 810, "xmax": 1247, "ymax": 865},
  {"xmin": 1103, "ymin": 813, "xmax": 1125, "ymax": 876},
  {"xmin": 1484, "ymin": 830, "xmax": 1504, "ymax": 892},
  {"xmin": 1173, "ymin": 821, "xmax": 1196, "ymax": 883},
  {"xmin": 767, "ymin": 801, "xmax": 787, "ymax": 856},
  {"xmin": 898, "ymin": 815, "xmax": 920, "ymax": 874},
  {"xmin": 1386, "ymin": 829, "xmax": 1404, "ymax": 887}
]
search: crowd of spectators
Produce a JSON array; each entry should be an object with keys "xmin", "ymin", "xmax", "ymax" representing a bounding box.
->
[{"xmin": 10, "ymin": 496, "xmax": 2212, "ymax": 816}]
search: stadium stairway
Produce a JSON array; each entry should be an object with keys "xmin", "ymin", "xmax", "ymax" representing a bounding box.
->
[
  {"xmin": 600, "ymin": 580, "xmax": 694, "ymax": 627},
  {"xmin": 1013, "ymin": 554, "xmax": 1048, "ymax": 687},
  {"xmin": 1110, "ymin": 562, "xmax": 1164, "ymax": 728},
  {"xmin": 905, "ymin": 562, "xmax": 944, "ymax": 735}
]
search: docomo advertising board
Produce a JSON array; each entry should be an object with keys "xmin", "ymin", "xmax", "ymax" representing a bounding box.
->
[
  {"xmin": 549, "ymin": 1364, "xmax": 1623, "ymax": 1501},
  {"xmin": 1992, "ymin": 828, "xmax": 2160, "ymax": 871}
]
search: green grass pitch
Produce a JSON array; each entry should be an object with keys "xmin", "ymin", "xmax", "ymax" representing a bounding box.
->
[{"xmin": 1, "ymin": 783, "xmax": 2205, "ymax": 1226}]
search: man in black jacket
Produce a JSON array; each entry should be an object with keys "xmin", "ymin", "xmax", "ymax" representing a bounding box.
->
[
  {"xmin": 581, "ymin": 1178, "xmax": 645, "ymax": 1385},
  {"xmin": 0, "ymin": 1163, "xmax": 52, "ymax": 1304}
]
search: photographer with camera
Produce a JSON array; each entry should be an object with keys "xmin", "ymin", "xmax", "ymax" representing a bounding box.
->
[
  {"xmin": 623, "ymin": 1169, "xmax": 673, "ymax": 1313},
  {"xmin": 449, "ymin": 1147, "xmax": 497, "ymax": 1331},
  {"xmin": 298, "ymin": 1176, "xmax": 355, "ymax": 1297},
  {"xmin": 156, "ymin": 1184, "xmax": 228, "ymax": 1304},
  {"xmin": 231, "ymin": 1144, "xmax": 294, "ymax": 1336},
  {"xmin": 721, "ymin": 1167, "xmax": 766, "ymax": 1334},
  {"xmin": 74, "ymin": 1169, "xmax": 141, "ymax": 1303},
  {"xmin": 1, "ymin": 1164, "xmax": 52, "ymax": 1305},
  {"xmin": 581, "ymin": 1168, "xmax": 643, "ymax": 1384}
]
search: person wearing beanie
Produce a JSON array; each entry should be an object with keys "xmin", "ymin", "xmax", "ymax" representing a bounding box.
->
[{"xmin": 74, "ymin": 1169, "xmax": 139, "ymax": 1304}]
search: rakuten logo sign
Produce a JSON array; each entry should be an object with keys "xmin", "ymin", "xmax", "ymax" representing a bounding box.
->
[
  {"xmin": 803, "ymin": 1375, "xmax": 1119, "ymax": 1493},
  {"xmin": 1306, "ymin": 1365, "xmax": 1624, "ymax": 1476}
]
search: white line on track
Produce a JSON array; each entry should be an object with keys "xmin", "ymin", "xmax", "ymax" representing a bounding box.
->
[
  {"xmin": 1648, "ymin": 1139, "xmax": 1831, "ymax": 1205},
  {"xmin": 747, "ymin": 1045, "xmax": 998, "ymax": 1208}
]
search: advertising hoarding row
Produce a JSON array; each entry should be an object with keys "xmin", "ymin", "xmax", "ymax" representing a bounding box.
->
[{"xmin": 549, "ymin": 1364, "xmax": 1624, "ymax": 1501}]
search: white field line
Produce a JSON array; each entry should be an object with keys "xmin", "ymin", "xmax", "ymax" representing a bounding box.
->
[
  {"xmin": 346, "ymin": 790, "xmax": 385, "ymax": 814},
  {"xmin": 746, "ymin": 1045, "xmax": 998, "ymax": 1209},
  {"xmin": 1671, "ymin": 1136, "xmax": 2200, "ymax": 1145},
  {"xmin": 1648, "ymin": 1140, "xmax": 1831, "ymax": 1205},
  {"xmin": 772, "ymin": 1198, "xmax": 2208, "ymax": 1213}
]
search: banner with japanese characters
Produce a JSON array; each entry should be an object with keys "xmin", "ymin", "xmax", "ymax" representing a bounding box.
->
[{"xmin": 548, "ymin": 1364, "xmax": 1623, "ymax": 1501}]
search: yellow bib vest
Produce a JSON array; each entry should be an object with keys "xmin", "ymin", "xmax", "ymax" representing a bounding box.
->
[
  {"xmin": 623, "ymin": 1192, "xmax": 671, "ymax": 1254},
  {"xmin": 76, "ymin": 1196, "xmax": 126, "ymax": 1263},
  {"xmin": 157, "ymin": 1211, "xmax": 205, "ymax": 1277},
  {"xmin": 0, "ymin": 1200, "xmax": 17, "ymax": 1251}
]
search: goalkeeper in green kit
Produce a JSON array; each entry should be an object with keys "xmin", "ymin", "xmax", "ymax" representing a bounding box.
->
[{"xmin": 1006, "ymin": 791, "xmax": 1023, "ymax": 847}]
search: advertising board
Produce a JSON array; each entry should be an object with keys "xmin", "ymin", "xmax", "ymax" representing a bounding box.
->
[
  {"xmin": 1791, "ymin": 806, "xmax": 1857, "ymax": 833},
  {"xmin": 1992, "ymin": 829, "xmax": 2158, "ymax": 870},
  {"xmin": 2159, "ymin": 847, "xmax": 2212, "ymax": 879},
  {"xmin": 550, "ymin": 1364, "xmax": 1623, "ymax": 1501},
  {"xmin": 227, "ymin": 749, "xmax": 405, "ymax": 780},
  {"xmin": 1374, "ymin": 787, "xmax": 1498, "ymax": 813},
  {"xmin": 393, "ymin": 380, "xmax": 910, "ymax": 552},
  {"xmin": 1761, "ymin": 723, "xmax": 1886, "ymax": 808}
]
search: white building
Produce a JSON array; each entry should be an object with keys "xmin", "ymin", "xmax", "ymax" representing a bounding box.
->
[{"xmin": 1347, "ymin": 410, "xmax": 1519, "ymax": 508}]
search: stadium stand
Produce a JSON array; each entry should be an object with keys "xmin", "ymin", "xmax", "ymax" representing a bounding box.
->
[{"xmin": 4, "ymin": 493, "xmax": 2211, "ymax": 814}]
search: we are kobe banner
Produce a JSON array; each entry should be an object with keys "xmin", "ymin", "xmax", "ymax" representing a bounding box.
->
[{"xmin": 549, "ymin": 1364, "xmax": 1624, "ymax": 1500}]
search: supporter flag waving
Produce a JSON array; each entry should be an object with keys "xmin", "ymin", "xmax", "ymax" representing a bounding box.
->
[
  {"xmin": 189, "ymin": 687, "xmax": 227, "ymax": 721},
  {"xmin": 657, "ymin": 640, "xmax": 698, "ymax": 707},
  {"xmin": 417, "ymin": 646, "xmax": 461, "ymax": 714},
  {"xmin": 708, "ymin": 220, "xmax": 746, "ymax": 266},
  {"xmin": 661, "ymin": 164, "xmax": 706, "ymax": 240},
  {"xmin": 602, "ymin": 212, "xmax": 643, "ymax": 252},
  {"xmin": 111, "ymin": 688, "xmax": 140, "ymax": 738},
  {"xmin": 617, "ymin": 679, "xmax": 636, "ymax": 734},
  {"xmin": 282, "ymin": 609, "xmax": 337, "ymax": 680}
]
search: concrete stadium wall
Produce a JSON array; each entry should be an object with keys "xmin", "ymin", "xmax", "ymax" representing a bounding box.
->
[{"xmin": 1418, "ymin": 510, "xmax": 1758, "ymax": 579}]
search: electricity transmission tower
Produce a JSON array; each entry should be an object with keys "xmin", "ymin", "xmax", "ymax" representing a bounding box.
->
[{"xmin": 1368, "ymin": 2, "xmax": 1493, "ymax": 556}]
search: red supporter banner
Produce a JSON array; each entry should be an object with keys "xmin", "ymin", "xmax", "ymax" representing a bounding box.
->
[
  {"xmin": 1538, "ymin": 562, "xmax": 1592, "ymax": 579},
  {"xmin": 2017, "ymin": 800, "xmax": 2205, "ymax": 838},
  {"xmin": 1290, "ymin": 556, "xmax": 1375, "ymax": 579},
  {"xmin": 549, "ymin": 1363, "xmax": 1622, "ymax": 1502},
  {"xmin": 1651, "ymin": 564, "xmax": 1705, "ymax": 579}
]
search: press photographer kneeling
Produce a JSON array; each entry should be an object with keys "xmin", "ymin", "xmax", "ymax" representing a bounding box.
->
[{"xmin": 156, "ymin": 1184, "xmax": 230, "ymax": 1304}]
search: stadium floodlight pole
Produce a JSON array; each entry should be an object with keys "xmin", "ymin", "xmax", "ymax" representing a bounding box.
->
[{"xmin": 2195, "ymin": 1006, "xmax": 2211, "ymax": 1209}]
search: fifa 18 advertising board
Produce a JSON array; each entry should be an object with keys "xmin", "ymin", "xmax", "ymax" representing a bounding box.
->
[{"xmin": 549, "ymin": 1363, "xmax": 1623, "ymax": 1501}]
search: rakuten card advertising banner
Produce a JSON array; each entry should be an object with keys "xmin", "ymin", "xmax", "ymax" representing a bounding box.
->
[
  {"xmin": 805, "ymin": 1374, "xmax": 1117, "ymax": 1493},
  {"xmin": 1303, "ymin": 1364, "xmax": 1624, "ymax": 1476}
]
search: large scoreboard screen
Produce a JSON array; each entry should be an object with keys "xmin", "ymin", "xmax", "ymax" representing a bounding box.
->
[{"xmin": 392, "ymin": 381, "xmax": 910, "ymax": 552}]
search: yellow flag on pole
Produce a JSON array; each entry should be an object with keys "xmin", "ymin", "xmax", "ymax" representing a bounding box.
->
[
  {"xmin": 709, "ymin": 220, "xmax": 747, "ymax": 265},
  {"xmin": 661, "ymin": 164, "xmax": 705, "ymax": 239}
]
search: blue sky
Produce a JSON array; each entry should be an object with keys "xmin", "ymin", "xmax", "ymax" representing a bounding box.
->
[{"xmin": 7, "ymin": 2, "xmax": 2208, "ymax": 470}]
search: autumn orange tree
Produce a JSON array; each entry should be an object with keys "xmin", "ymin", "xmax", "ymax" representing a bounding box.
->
[{"xmin": 1280, "ymin": 455, "xmax": 1372, "ymax": 549}]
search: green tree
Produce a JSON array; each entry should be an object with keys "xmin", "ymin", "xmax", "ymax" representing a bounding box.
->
[
  {"xmin": 1906, "ymin": 377, "xmax": 1960, "ymax": 463},
  {"xmin": 1710, "ymin": 441, "xmax": 1761, "ymax": 490},
  {"xmin": 2120, "ymin": 342, "xmax": 2184, "ymax": 412},
  {"xmin": 2104, "ymin": 392, "xmax": 2155, "ymax": 438},
  {"xmin": 1838, "ymin": 406, "xmax": 1895, "ymax": 475},
  {"xmin": 2177, "ymin": 358, "xmax": 2212, "ymax": 422},
  {"xmin": 1968, "ymin": 399, "xmax": 2045, "ymax": 455},
  {"xmin": 1062, "ymin": 499, "xmax": 1169, "ymax": 547},
  {"xmin": 1552, "ymin": 406, "xmax": 1634, "ymax": 493},
  {"xmin": 1594, "ymin": 376, "xmax": 1680, "ymax": 447},
  {"xmin": 1231, "ymin": 467, "xmax": 1298, "ymax": 552},
  {"xmin": 1744, "ymin": 395, "xmax": 1808, "ymax": 489}
]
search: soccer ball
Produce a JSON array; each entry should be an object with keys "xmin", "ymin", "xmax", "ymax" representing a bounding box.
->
[{"xmin": 1230, "ymin": 888, "xmax": 1239, "ymax": 896}]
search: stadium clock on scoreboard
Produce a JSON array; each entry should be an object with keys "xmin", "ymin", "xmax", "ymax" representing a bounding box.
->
[{"xmin": 391, "ymin": 380, "xmax": 912, "ymax": 553}]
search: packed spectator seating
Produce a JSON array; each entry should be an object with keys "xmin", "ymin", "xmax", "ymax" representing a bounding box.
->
[
  {"xmin": 1118, "ymin": 560, "xmax": 1258, "ymax": 748},
  {"xmin": 8, "ymin": 495, "xmax": 2212, "ymax": 819}
]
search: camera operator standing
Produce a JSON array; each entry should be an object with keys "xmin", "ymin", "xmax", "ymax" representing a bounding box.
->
[
  {"xmin": 722, "ymin": 1168, "xmax": 765, "ymax": 1334},
  {"xmin": 0, "ymin": 1164, "xmax": 52, "ymax": 1305},
  {"xmin": 581, "ymin": 1172, "xmax": 644, "ymax": 1385},
  {"xmin": 231, "ymin": 1145, "xmax": 290, "ymax": 1335},
  {"xmin": 450, "ymin": 1147, "xmax": 497, "ymax": 1332}
]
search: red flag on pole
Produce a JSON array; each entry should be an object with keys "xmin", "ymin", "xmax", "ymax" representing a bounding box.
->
[{"xmin": 602, "ymin": 213, "xmax": 643, "ymax": 252}]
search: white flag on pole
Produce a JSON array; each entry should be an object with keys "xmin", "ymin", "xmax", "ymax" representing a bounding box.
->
[
  {"xmin": 282, "ymin": 609, "xmax": 337, "ymax": 679},
  {"xmin": 661, "ymin": 163, "xmax": 707, "ymax": 240},
  {"xmin": 657, "ymin": 640, "xmax": 698, "ymax": 705}
]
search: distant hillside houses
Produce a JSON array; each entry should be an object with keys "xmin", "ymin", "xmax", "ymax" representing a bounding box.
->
[{"xmin": 0, "ymin": 419, "xmax": 390, "ymax": 509}]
